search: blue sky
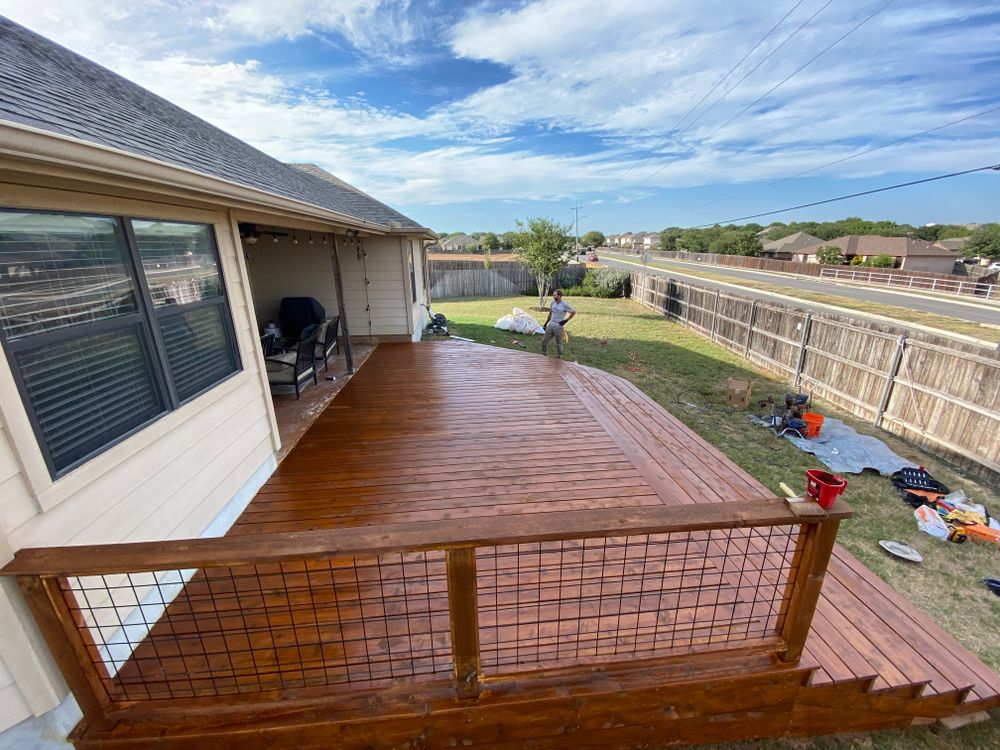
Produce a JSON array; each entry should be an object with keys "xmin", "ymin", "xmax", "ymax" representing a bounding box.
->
[{"xmin": 2, "ymin": 0, "xmax": 998, "ymax": 234}]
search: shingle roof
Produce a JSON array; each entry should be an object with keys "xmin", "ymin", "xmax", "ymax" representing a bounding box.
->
[
  {"xmin": 762, "ymin": 231, "xmax": 823, "ymax": 253},
  {"xmin": 0, "ymin": 17, "xmax": 425, "ymax": 231},
  {"xmin": 794, "ymin": 235, "xmax": 959, "ymax": 257}
]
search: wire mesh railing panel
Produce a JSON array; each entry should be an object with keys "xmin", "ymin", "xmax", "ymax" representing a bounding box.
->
[
  {"xmin": 476, "ymin": 526, "xmax": 800, "ymax": 674},
  {"xmin": 61, "ymin": 551, "xmax": 452, "ymax": 701}
]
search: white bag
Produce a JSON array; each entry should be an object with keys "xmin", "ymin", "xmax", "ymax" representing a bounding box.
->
[{"xmin": 495, "ymin": 307, "xmax": 544, "ymax": 335}]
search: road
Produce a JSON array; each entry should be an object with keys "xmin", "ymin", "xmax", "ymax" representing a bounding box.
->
[{"xmin": 600, "ymin": 253, "xmax": 1000, "ymax": 327}]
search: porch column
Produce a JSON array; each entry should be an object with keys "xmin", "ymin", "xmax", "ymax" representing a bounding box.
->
[{"xmin": 330, "ymin": 235, "xmax": 354, "ymax": 374}]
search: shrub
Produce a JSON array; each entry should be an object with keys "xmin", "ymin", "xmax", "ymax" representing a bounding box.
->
[
  {"xmin": 575, "ymin": 268, "xmax": 631, "ymax": 298},
  {"xmin": 850, "ymin": 255, "xmax": 865, "ymax": 266},
  {"xmin": 816, "ymin": 245, "xmax": 844, "ymax": 265},
  {"xmin": 866, "ymin": 254, "xmax": 895, "ymax": 268}
]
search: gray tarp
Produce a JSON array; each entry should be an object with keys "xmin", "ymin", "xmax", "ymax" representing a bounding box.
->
[{"xmin": 753, "ymin": 416, "xmax": 915, "ymax": 475}]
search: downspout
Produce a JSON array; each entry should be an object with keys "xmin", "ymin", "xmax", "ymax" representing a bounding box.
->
[{"xmin": 330, "ymin": 235, "xmax": 354, "ymax": 374}]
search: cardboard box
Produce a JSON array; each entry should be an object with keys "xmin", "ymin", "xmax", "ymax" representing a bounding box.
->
[{"xmin": 725, "ymin": 377, "xmax": 754, "ymax": 408}]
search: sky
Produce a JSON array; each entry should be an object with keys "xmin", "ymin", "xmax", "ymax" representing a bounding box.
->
[{"xmin": 1, "ymin": 0, "xmax": 998, "ymax": 234}]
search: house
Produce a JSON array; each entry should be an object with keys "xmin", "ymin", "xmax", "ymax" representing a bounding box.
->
[
  {"xmin": 0, "ymin": 16, "xmax": 433, "ymax": 744},
  {"xmin": 639, "ymin": 232, "xmax": 660, "ymax": 250},
  {"xmin": 760, "ymin": 231, "xmax": 823, "ymax": 260},
  {"xmin": 933, "ymin": 237, "xmax": 969, "ymax": 254},
  {"xmin": 439, "ymin": 233, "xmax": 478, "ymax": 251},
  {"xmin": 791, "ymin": 235, "xmax": 961, "ymax": 273}
]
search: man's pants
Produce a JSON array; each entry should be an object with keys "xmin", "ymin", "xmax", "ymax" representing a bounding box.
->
[{"xmin": 541, "ymin": 322, "xmax": 564, "ymax": 356}]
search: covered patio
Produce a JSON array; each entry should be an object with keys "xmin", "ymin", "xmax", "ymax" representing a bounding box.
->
[{"xmin": 5, "ymin": 342, "xmax": 999, "ymax": 748}]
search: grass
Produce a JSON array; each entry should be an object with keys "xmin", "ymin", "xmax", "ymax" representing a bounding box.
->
[
  {"xmin": 434, "ymin": 294, "xmax": 1000, "ymax": 750},
  {"xmin": 602, "ymin": 252, "xmax": 1000, "ymax": 344}
]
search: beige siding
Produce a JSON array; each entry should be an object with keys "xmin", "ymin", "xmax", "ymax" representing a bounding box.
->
[
  {"xmin": 0, "ymin": 181, "xmax": 279, "ymax": 729},
  {"xmin": 244, "ymin": 236, "xmax": 340, "ymax": 330},
  {"xmin": 362, "ymin": 237, "xmax": 409, "ymax": 336}
]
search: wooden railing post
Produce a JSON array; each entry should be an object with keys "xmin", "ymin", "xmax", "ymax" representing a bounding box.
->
[
  {"xmin": 17, "ymin": 575, "xmax": 114, "ymax": 729},
  {"xmin": 778, "ymin": 517, "xmax": 841, "ymax": 663},
  {"xmin": 445, "ymin": 547, "xmax": 481, "ymax": 699},
  {"xmin": 744, "ymin": 300, "xmax": 758, "ymax": 358}
]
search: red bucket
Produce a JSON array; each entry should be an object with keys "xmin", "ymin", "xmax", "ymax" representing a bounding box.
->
[{"xmin": 805, "ymin": 469, "xmax": 847, "ymax": 509}]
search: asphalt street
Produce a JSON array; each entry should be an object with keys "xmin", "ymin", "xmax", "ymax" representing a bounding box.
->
[{"xmin": 600, "ymin": 253, "xmax": 1000, "ymax": 328}]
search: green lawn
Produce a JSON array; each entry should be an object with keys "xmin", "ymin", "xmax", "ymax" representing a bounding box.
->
[{"xmin": 433, "ymin": 294, "xmax": 1000, "ymax": 750}]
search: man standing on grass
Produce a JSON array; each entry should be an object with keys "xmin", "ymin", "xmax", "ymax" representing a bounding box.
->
[{"xmin": 541, "ymin": 289, "xmax": 576, "ymax": 357}]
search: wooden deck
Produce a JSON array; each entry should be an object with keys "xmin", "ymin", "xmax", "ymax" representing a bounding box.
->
[
  {"xmin": 41, "ymin": 342, "xmax": 1000, "ymax": 746},
  {"xmin": 240, "ymin": 342, "xmax": 1000, "ymax": 701}
]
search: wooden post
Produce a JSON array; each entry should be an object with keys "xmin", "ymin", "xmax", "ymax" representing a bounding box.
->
[
  {"xmin": 778, "ymin": 519, "xmax": 841, "ymax": 663},
  {"xmin": 710, "ymin": 289, "xmax": 720, "ymax": 342},
  {"xmin": 17, "ymin": 576, "xmax": 114, "ymax": 729},
  {"xmin": 874, "ymin": 334, "xmax": 907, "ymax": 428},
  {"xmin": 744, "ymin": 300, "xmax": 758, "ymax": 358},
  {"xmin": 330, "ymin": 235, "xmax": 354, "ymax": 374},
  {"xmin": 445, "ymin": 547, "xmax": 481, "ymax": 699},
  {"xmin": 793, "ymin": 313, "xmax": 812, "ymax": 388}
]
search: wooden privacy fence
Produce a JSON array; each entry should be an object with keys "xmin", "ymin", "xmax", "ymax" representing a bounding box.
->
[
  {"xmin": 430, "ymin": 260, "xmax": 585, "ymax": 298},
  {"xmin": 632, "ymin": 272, "xmax": 1000, "ymax": 484},
  {"xmin": 2, "ymin": 498, "xmax": 847, "ymax": 728}
]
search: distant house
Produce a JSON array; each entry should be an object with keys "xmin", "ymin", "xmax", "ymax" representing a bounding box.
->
[
  {"xmin": 640, "ymin": 233, "xmax": 660, "ymax": 250},
  {"xmin": 791, "ymin": 236, "xmax": 960, "ymax": 273},
  {"xmin": 760, "ymin": 231, "xmax": 823, "ymax": 260},
  {"xmin": 440, "ymin": 233, "xmax": 479, "ymax": 251},
  {"xmin": 934, "ymin": 237, "xmax": 969, "ymax": 254}
]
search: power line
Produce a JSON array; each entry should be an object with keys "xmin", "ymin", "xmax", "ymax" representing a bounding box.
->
[
  {"xmin": 690, "ymin": 163, "xmax": 1000, "ymax": 228},
  {"xmin": 634, "ymin": 101, "xmax": 1000, "ymax": 226},
  {"xmin": 635, "ymin": 0, "xmax": 897, "ymax": 187},
  {"xmin": 612, "ymin": 0, "xmax": 809, "ymax": 186}
]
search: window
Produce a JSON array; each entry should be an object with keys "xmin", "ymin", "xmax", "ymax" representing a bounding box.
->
[{"xmin": 0, "ymin": 210, "xmax": 241, "ymax": 477}]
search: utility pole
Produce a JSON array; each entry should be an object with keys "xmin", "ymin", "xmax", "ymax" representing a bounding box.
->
[{"xmin": 571, "ymin": 204, "xmax": 584, "ymax": 253}]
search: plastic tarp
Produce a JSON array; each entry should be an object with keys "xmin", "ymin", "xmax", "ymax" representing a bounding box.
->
[
  {"xmin": 496, "ymin": 307, "xmax": 545, "ymax": 335},
  {"xmin": 772, "ymin": 416, "xmax": 915, "ymax": 475}
]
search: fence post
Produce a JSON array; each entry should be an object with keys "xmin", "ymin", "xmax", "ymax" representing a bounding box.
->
[
  {"xmin": 874, "ymin": 334, "xmax": 907, "ymax": 428},
  {"xmin": 793, "ymin": 313, "xmax": 812, "ymax": 388},
  {"xmin": 744, "ymin": 300, "xmax": 758, "ymax": 358},
  {"xmin": 778, "ymin": 517, "xmax": 842, "ymax": 663},
  {"xmin": 16, "ymin": 575, "xmax": 114, "ymax": 729},
  {"xmin": 710, "ymin": 289, "xmax": 721, "ymax": 342},
  {"xmin": 684, "ymin": 283, "xmax": 692, "ymax": 326},
  {"xmin": 931, "ymin": 279, "xmax": 937, "ymax": 293},
  {"xmin": 958, "ymin": 281, "xmax": 966, "ymax": 296},
  {"xmin": 445, "ymin": 547, "xmax": 481, "ymax": 699}
]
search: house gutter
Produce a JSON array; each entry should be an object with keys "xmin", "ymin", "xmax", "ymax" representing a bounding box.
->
[{"xmin": 0, "ymin": 121, "xmax": 431, "ymax": 236}]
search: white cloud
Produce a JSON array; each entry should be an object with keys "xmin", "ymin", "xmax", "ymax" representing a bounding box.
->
[{"xmin": 0, "ymin": 0, "xmax": 996, "ymax": 216}]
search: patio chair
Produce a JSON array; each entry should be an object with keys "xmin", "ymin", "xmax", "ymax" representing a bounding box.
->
[
  {"xmin": 314, "ymin": 316, "xmax": 340, "ymax": 372},
  {"xmin": 278, "ymin": 297, "xmax": 326, "ymax": 341},
  {"xmin": 265, "ymin": 333, "xmax": 318, "ymax": 399}
]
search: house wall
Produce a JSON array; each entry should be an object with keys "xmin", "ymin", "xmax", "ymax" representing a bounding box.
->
[
  {"xmin": 334, "ymin": 235, "xmax": 412, "ymax": 339},
  {"xmin": 244, "ymin": 235, "xmax": 341, "ymax": 331},
  {"xmin": 0, "ymin": 178, "xmax": 280, "ymax": 734}
]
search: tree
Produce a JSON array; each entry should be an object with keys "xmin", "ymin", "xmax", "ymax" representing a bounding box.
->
[
  {"xmin": 480, "ymin": 232, "xmax": 500, "ymax": 269},
  {"xmin": 815, "ymin": 245, "xmax": 844, "ymax": 265},
  {"xmin": 511, "ymin": 217, "xmax": 573, "ymax": 307},
  {"xmin": 659, "ymin": 227, "xmax": 683, "ymax": 252},
  {"xmin": 710, "ymin": 229, "xmax": 761, "ymax": 256},
  {"xmin": 581, "ymin": 230, "xmax": 605, "ymax": 248},
  {"xmin": 964, "ymin": 224, "xmax": 1000, "ymax": 259}
]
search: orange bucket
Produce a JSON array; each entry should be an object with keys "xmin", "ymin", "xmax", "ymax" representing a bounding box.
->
[
  {"xmin": 802, "ymin": 412, "xmax": 825, "ymax": 438},
  {"xmin": 805, "ymin": 469, "xmax": 847, "ymax": 509}
]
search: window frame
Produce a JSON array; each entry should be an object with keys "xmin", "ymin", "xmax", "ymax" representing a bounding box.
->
[{"xmin": 0, "ymin": 207, "xmax": 243, "ymax": 479}]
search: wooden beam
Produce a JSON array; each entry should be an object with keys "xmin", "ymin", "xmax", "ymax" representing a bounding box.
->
[
  {"xmin": 446, "ymin": 547, "xmax": 481, "ymax": 699},
  {"xmin": 16, "ymin": 575, "xmax": 114, "ymax": 729},
  {"xmin": 1, "ymin": 498, "xmax": 852, "ymax": 577}
]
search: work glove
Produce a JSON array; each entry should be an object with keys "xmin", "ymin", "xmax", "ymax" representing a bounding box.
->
[{"xmin": 558, "ymin": 320, "xmax": 566, "ymax": 326}]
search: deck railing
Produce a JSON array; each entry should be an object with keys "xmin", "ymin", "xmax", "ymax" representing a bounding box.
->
[{"xmin": 1, "ymin": 498, "xmax": 849, "ymax": 728}]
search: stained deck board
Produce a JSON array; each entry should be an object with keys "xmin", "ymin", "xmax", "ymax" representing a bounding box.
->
[{"xmin": 102, "ymin": 342, "xmax": 998, "ymax": 719}]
